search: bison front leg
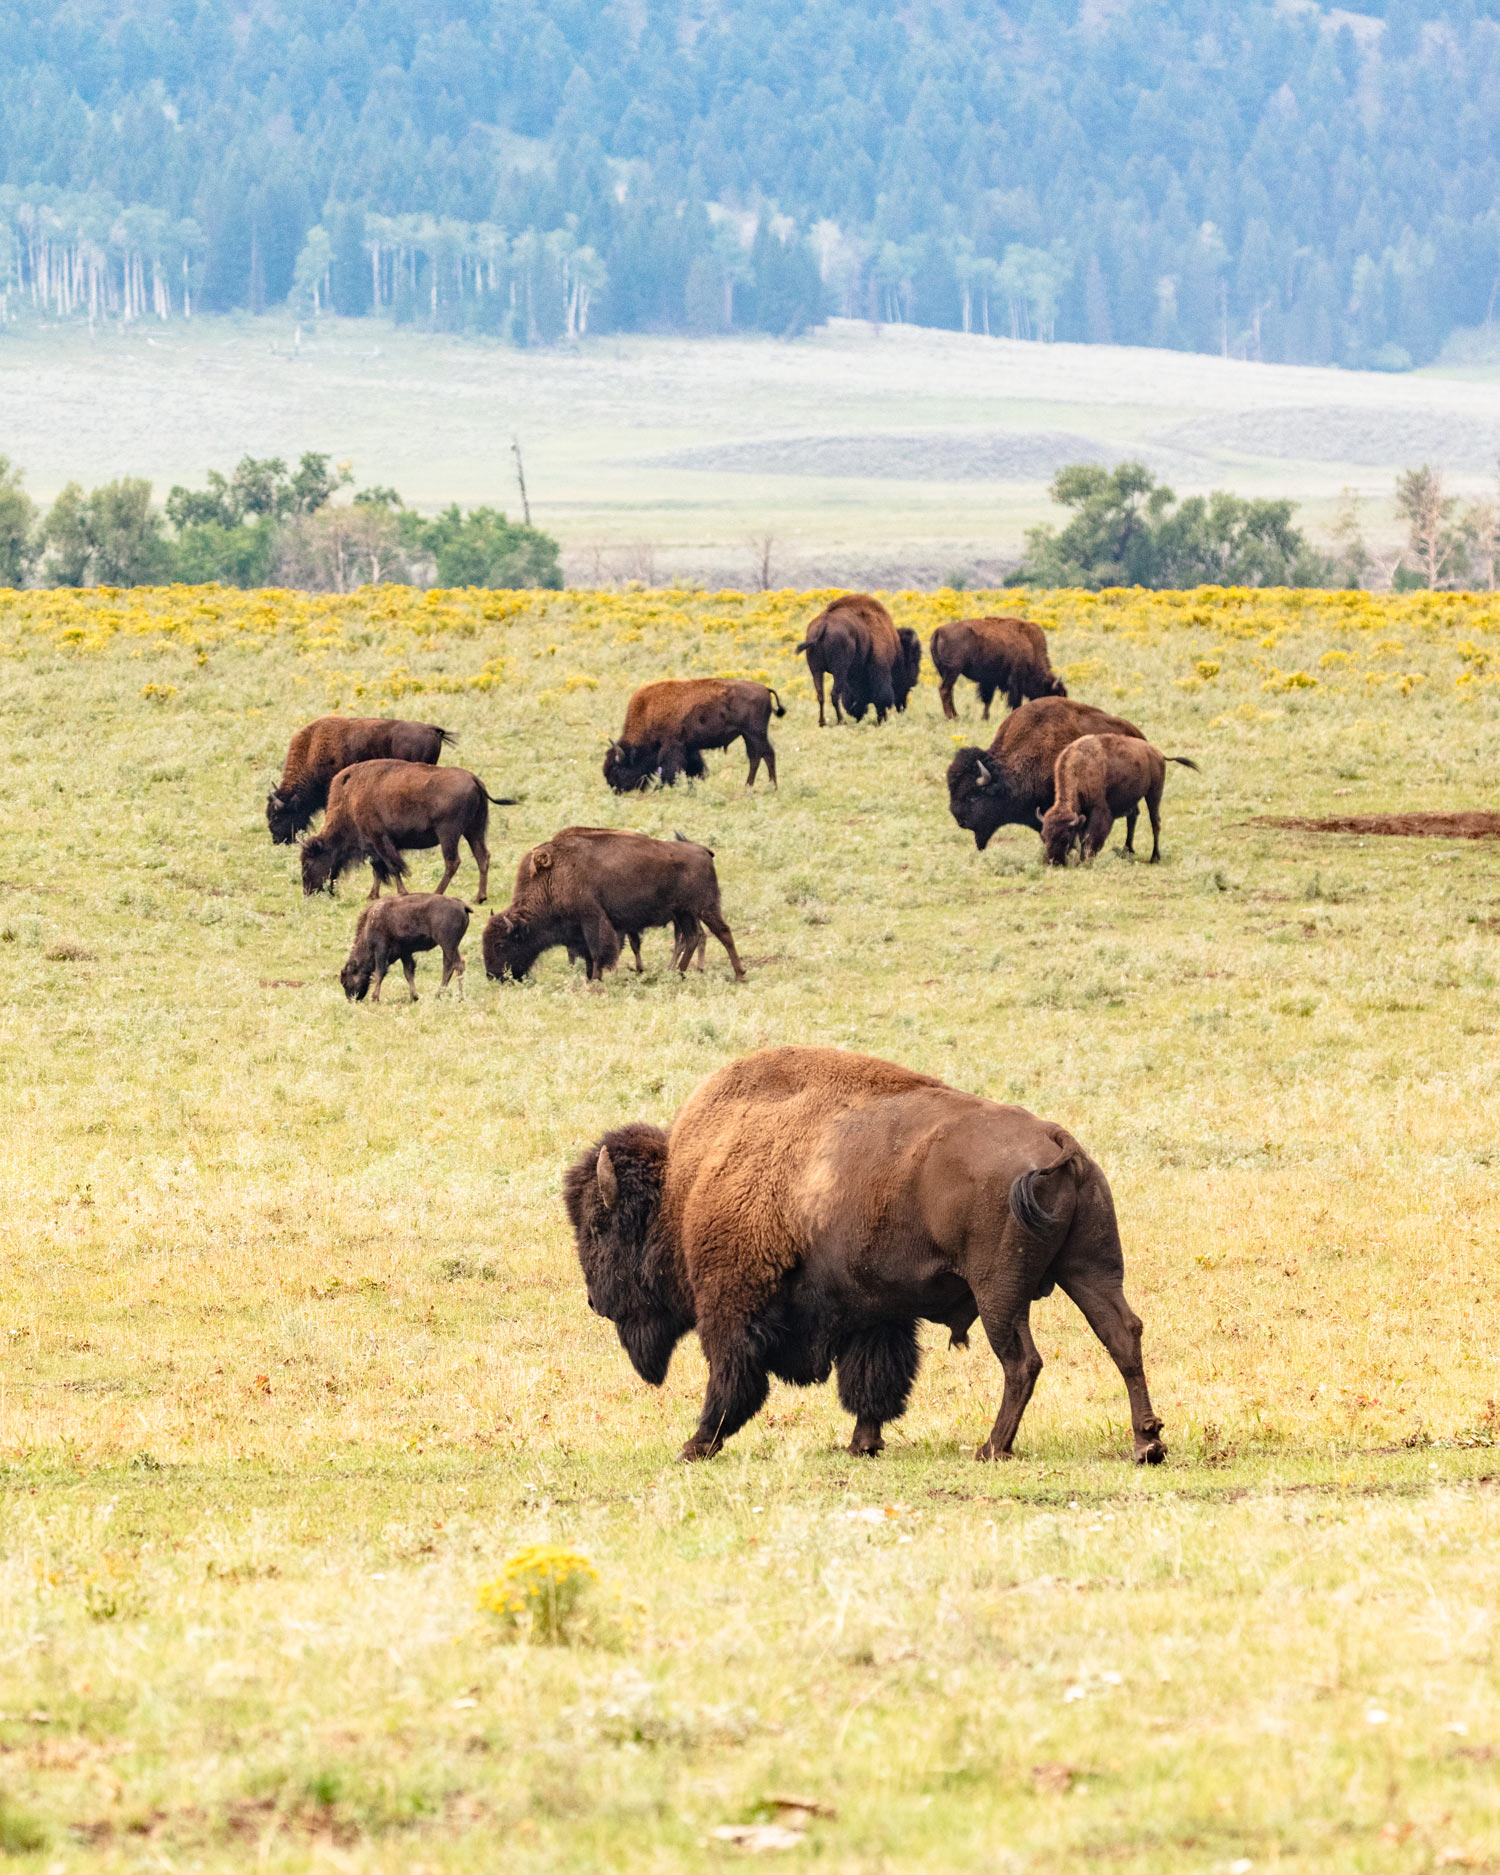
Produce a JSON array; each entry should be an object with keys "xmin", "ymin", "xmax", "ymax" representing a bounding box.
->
[
  {"xmin": 682, "ymin": 1322, "xmax": 769, "ymax": 1460},
  {"xmin": 401, "ymin": 955, "xmax": 419, "ymax": 1001},
  {"xmin": 1057, "ymin": 1270, "xmax": 1165, "ymax": 1464},
  {"xmin": 974, "ymin": 1303, "xmax": 1044, "ymax": 1461},
  {"xmin": 836, "ymin": 1321, "xmax": 920, "ymax": 1456},
  {"xmin": 703, "ymin": 910, "xmax": 746, "ymax": 982}
]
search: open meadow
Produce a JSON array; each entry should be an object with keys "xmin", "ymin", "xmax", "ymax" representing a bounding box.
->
[{"xmin": 1, "ymin": 582, "xmax": 1498, "ymax": 1871}]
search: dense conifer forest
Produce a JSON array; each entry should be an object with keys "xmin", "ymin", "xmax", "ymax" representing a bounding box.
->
[{"xmin": 1, "ymin": 0, "xmax": 1497, "ymax": 365}]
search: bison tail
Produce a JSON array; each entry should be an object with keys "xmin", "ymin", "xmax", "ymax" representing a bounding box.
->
[
  {"xmin": 1007, "ymin": 1146, "xmax": 1084, "ymax": 1240},
  {"xmin": 482, "ymin": 788, "xmax": 520, "ymax": 805},
  {"xmin": 767, "ymin": 686, "xmax": 785, "ymax": 717},
  {"xmin": 435, "ymin": 727, "xmax": 457, "ymax": 748},
  {"xmin": 794, "ymin": 640, "xmax": 811, "ymax": 655},
  {"xmin": 1166, "ymin": 756, "xmax": 1200, "ymax": 772}
]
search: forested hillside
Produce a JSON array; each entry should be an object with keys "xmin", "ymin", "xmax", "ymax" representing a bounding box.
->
[{"xmin": 2, "ymin": 0, "xmax": 1497, "ymax": 367}]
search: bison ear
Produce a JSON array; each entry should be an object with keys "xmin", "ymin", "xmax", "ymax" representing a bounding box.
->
[
  {"xmin": 596, "ymin": 1146, "xmax": 619, "ymax": 1209},
  {"xmin": 533, "ymin": 845, "xmax": 553, "ymax": 872}
]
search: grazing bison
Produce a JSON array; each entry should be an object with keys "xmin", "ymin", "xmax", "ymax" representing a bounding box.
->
[
  {"xmin": 341, "ymin": 893, "xmax": 470, "ymax": 1001},
  {"xmin": 603, "ymin": 679, "xmax": 784, "ymax": 792},
  {"xmin": 482, "ymin": 828, "xmax": 745, "ymax": 982},
  {"xmin": 267, "ymin": 716, "xmax": 452, "ymax": 843},
  {"xmin": 930, "ymin": 616, "xmax": 1065, "ymax": 721},
  {"xmin": 564, "ymin": 1046, "xmax": 1165, "ymax": 1465},
  {"xmin": 300, "ymin": 760, "xmax": 515, "ymax": 901},
  {"xmin": 947, "ymin": 697, "xmax": 1146, "ymax": 851},
  {"xmin": 796, "ymin": 593, "xmax": 902, "ymax": 725},
  {"xmin": 1041, "ymin": 734, "xmax": 1199, "ymax": 866},
  {"xmin": 892, "ymin": 627, "xmax": 923, "ymax": 712}
]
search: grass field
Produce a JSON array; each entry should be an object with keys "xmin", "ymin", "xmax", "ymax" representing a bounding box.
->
[
  {"xmin": 1, "ymin": 581, "xmax": 1498, "ymax": 1871},
  {"xmin": 7, "ymin": 316, "xmax": 1500, "ymax": 586}
]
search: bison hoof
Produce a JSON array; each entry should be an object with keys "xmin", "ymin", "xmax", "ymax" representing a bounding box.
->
[
  {"xmin": 848, "ymin": 1430, "xmax": 883, "ymax": 1457},
  {"xmin": 974, "ymin": 1441, "xmax": 1015, "ymax": 1463},
  {"xmin": 679, "ymin": 1437, "xmax": 721, "ymax": 1463},
  {"xmin": 1134, "ymin": 1438, "xmax": 1167, "ymax": 1465}
]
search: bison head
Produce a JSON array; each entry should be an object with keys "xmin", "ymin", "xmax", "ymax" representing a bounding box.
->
[
  {"xmin": 300, "ymin": 831, "xmax": 343, "ymax": 895},
  {"xmin": 1043, "ymin": 672, "xmax": 1068, "ymax": 699},
  {"xmin": 946, "ymin": 747, "xmax": 1021, "ymax": 851},
  {"xmin": 1039, "ymin": 803, "xmax": 1083, "ymax": 866},
  {"xmin": 265, "ymin": 788, "xmax": 306, "ymax": 845},
  {"xmin": 602, "ymin": 739, "xmax": 657, "ymax": 793},
  {"xmin": 340, "ymin": 940, "xmax": 375, "ymax": 1000},
  {"xmin": 892, "ymin": 628, "xmax": 922, "ymax": 710},
  {"xmin": 563, "ymin": 1125, "xmax": 693, "ymax": 1384},
  {"xmin": 481, "ymin": 908, "xmax": 543, "ymax": 979}
]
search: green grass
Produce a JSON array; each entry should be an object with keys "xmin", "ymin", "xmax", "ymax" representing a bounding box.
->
[{"xmin": 0, "ymin": 586, "xmax": 1498, "ymax": 1870}]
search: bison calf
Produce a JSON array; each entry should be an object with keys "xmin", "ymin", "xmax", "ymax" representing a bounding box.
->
[
  {"xmin": 604, "ymin": 679, "xmax": 784, "ymax": 791},
  {"xmin": 267, "ymin": 716, "xmax": 452, "ymax": 843},
  {"xmin": 301, "ymin": 760, "xmax": 515, "ymax": 901},
  {"xmin": 341, "ymin": 893, "xmax": 470, "ymax": 1001},
  {"xmin": 1040, "ymin": 734, "xmax": 1199, "ymax": 866},
  {"xmin": 565, "ymin": 1046, "xmax": 1166, "ymax": 1466},
  {"xmin": 483, "ymin": 827, "xmax": 745, "ymax": 982},
  {"xmin": 930, "ymin": 616, "xmax": 1065, "ymax": 720}
]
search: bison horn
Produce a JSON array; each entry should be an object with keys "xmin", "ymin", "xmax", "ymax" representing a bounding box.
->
[
  {"xmin": 596, "ymin": 1145, "xmax": 619, "ymax": 1209},
  {"xmin": 974, "ymin": 759, "xmax": 992, "ymax": 786},
  {"xmin": 1035, "ymin": 806, "xmax": 1045, "ymax": 824}
]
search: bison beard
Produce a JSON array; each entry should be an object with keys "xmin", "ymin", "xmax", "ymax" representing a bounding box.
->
[{"xmin": 563, "ymin": 1047, "xmax": 1166, "ymax": 1467}]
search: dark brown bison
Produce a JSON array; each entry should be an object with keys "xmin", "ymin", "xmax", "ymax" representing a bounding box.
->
[
  {"xmin": 603, "ymin": 679, "xmax": 784, "ymax": 792},
  {"xmin": 947, "ymin": 697, "xmax": 1146, "ymax": 851},
  {"xmin": 340, "ymin": 893, "xmax": 470, "ymax": 1001},
  {"xmin": 796, "ymin": 593, "xmax": 902, "ymax": 725},
  {"xmin": 482, "ymin": 828, "xmax": 745, "ymax": 982},
  {"xmin": 930, "ymin": 616, "xmax": 1066, "ymax": 721},
  {"xmin": 892, "ymin": 627, "xmax": 923, "ymax": 712},
  {"xmin": 1041, "ymin": 734, "xmax": 1199, "ymax": 866},
  {"xmin": 565, "ymin": 1046, "xmax": 1165, "ymax": 1465},
  {"xmin": 267, "ymin": 716, "xmax": 452, "ymax": 843},
  {"xmin": 300, "ymin": 760, "xmax": 515, "ymax": 901}
]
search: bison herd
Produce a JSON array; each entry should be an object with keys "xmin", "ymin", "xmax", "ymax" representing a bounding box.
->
[{"xmin": 259, "ymin": 594, "xmax": 1195, "ymax": 1463}]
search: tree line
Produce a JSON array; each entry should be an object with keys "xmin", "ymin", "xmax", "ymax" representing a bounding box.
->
[
  {"xmin": 2, "ymin": 1, "xmax": 1499, "ymax": 363},
  {"xmin": 0, "ymin": 454, "xmax": 562, "ymax": 591}
]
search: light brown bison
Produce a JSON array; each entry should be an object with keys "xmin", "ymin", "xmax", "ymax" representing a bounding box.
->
[
  {"xmin": 340, "ymin": 893, "xmax": 470, "ymax": 1001},
  {"xmin": 1041, "ymin": 734, "xmax": 1199, "ymax": 866},
  {"xmin": 603, "ymin": 679, "xmax": 784, "ymax": 791},
  {"xmin": 565, "ymin": 1046, "xmax": 1165, "ymax": 1465},
  {"xmin": 267, "ymin": 716, "xmax": 452, "ymax": 843},
  {"xmin": 930, "ymin": 616, "xmax": 1065, "ymax": 720},
  {"xmin": 300, "ymin": 760, "xmax": 515, "ymax": 900},
  {"xmin": 482, "ymin": 828, "xmax": 745, "ymax": 982},
  {"xmin": 946, "ymin": 697, "xmax": 1146, "ymax": 851},
  {"xmin": 796, "ymin": 593, "xmax": 902, "ymax": 725}
]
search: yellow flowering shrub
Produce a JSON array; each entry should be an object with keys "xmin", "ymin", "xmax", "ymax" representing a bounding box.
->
[{"xmin": 477, "ymin": 1545, "xmax": 600, "ymax": 1644}]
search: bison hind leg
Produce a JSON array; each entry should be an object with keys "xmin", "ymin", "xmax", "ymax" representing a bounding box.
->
[{"xmin": 836, "ymin": 1320, "xmax": 921, "ymax": 1457}]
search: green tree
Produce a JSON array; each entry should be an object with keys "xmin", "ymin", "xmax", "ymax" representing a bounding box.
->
[
  {"xmin": 0, "ymin": 456, "xmax": 38, "ymax": 587},
  {"xmin": 1394, "ymin": 464, "xmax": 1467, "ymax": 589},
  {"xmin": 406, "ymin": 505, "xmax": 562, "ymax": 588},
  {"xmin": 41, "ymin": 478, "xmax": 172, "ymax": 587}
]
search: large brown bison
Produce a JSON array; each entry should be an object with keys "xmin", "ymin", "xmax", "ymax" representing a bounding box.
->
[
  {"xmin": 603, "ymin": 679, "xmax": 784, "ymax": 792},
  {"xmin": 1041, "ymin": 734, "xmax": 1199, "ymax": 866},
  {"xmin": 947, "ymin": 697, "xmax": 1146, "ymax": 851},
  {"xmin": 267, "ymin": 716, "xmax": 453, "ymax": 843},
  {"xmin": 796, "ymin": 593, "xmax": 902, "ymax": 725},
  {"xmin": 340, "ymin": 893, "xmax": 470, "ymax": 1001},
  {"xmin": 300, "ymin": 760, "xmax": 515, "ymax": 900},
  {"xmin": 482, "ymin": 828, "xmax": 745, "ymax": 982},
  {"xmin": 930, "ymin": 616, "xmax": 1065, "ymax": 720},
  {"xmin": 565, "ymin": 1047, "xmax": 1165, "ymax": 1465}
]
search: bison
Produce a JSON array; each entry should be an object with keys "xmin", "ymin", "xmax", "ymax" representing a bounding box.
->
[
  {"xmin": 603, "ymin": 679, "xmax": 784, "ymax": 792},
  {"xmin": 796, "ymin": 593, "xmax": 902, "ymax": 725},
  {"xmin": 267, "ymin": 716, "xmax": 452, "ymax": 843},
  {"xmin": 300, "ymin": 760, "xmax": 515, "ymax": 901},
  {"xmin": 340, "ymin": 893, "xmax": 470, "ymax": 1001},
  {"xmin": 564, "ymin": 1046, "xmax": 1166, "ymax": 1465},
  {"xmin": 482, "ymin": 828, "xmax": 745, "ymax": 983},
  {"xmin": 1040, "ymin": 734, "xmax": 1199, "ymax": 866},
  {"xmin": 947, "ymin": 697, "xmax": 1146, "ymax": 852},
  {"xmin": 930, "ymin": 616, "xmax": 1065, "ymax": 721}
]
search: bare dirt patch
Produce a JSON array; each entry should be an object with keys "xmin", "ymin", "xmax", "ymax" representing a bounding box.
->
[{"xmin": 1255, "ymin": 812, "xmax": 1500, "ymax": 839}]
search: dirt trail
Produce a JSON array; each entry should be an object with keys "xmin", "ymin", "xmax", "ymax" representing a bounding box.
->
[{"xmin": 1255, "ymin": 812, "xmax": 1500, "ymax": 839}]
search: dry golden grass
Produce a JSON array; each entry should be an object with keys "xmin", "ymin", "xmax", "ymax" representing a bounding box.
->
[{"xmin": 0, "ymin": 583, "xmax": 1497, "ymax": 1870}]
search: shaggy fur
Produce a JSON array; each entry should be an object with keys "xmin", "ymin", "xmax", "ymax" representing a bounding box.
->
[
  {"xmin": 603, "ymin": 679, "xmax": 785, "ymax": 791},
  {"xmin": 929, "ymin": 617, "xmax": 1066, "ymax": 721},
  {"xmin": 796, "ymin": 593, "xmax": 902, "ymax": 725},
  {"xmin": 564, "ymin": 1046, "xmax": 1166, "ymax": 1466},
  {"xmin": 266, "ymin": 716, "xmax": 452, "ymax": 843},
  {"xmin": 482, "ymin": 827, "xmax": 746, "ymax": 983},
  {"xmin": 340, "ymin": 892, "xmax": 471, "ymax": 1001},
  {"xmin": 892, "ymin": 627, "xmax": 923, "ymax": 712},
  {"xmin": 1041, "ymin": 734, "xmax": 1200, "ymax": 866},
  {"xmin": 946, "ymin": 697, "xmax": 1146, "ymax": 851},
  {"xmin": 300, "ymin": 760, "xmax": 515, "ymax": 901}
]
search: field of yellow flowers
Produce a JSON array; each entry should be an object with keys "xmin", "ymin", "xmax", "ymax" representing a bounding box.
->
[{"xmin": 0, "ymin": 584, "xmax": 1497, "ymax": 1872}]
